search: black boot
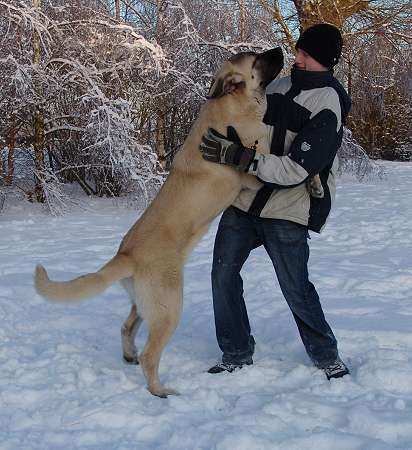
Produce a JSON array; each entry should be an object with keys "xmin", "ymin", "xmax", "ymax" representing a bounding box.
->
[
  {"xmin": 322, "ymin": 357, "xmax": 349, "ymax": 380},
  {"xmin": 208, "ymin": 359, "xmax": 253, "ymax": 374}
]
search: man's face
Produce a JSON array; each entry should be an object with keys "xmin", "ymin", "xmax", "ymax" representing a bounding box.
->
[{"xmin": 294, "ymin": 48, "xmax": 327, "ymax": 72}]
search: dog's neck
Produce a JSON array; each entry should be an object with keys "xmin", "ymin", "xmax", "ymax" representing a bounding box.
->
[
  {"xmin": 203, "ymin": 90, "xmax": 267, "ymax": 145},
  {"xmin": 175, "ymin": 89, "xmax": 269, "ymax": 169}
]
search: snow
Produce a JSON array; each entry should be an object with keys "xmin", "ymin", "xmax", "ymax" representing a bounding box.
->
[{"xmin": 1, "ymin": 161, "xmax": 412, "ymax": 450}]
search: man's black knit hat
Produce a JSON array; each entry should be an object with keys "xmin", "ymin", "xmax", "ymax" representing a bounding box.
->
[{"xmin": 296, "ymin": 23, "xmax": 343, "ymax": 69}]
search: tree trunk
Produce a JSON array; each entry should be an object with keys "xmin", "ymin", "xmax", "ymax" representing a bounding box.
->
[
  {"xmin": 115, "ymin": 0, "xmax": 120, "ymax": 20},
  {"xmin": 33, "ymin": 0, "xmax": 45, "ymax": 202},
  {"xmin": 156, "ymin": 113, "xmax": 166, "ymax": 168},
  {"xmin": 5, "ymin": 114, "xmax": 16, "ymax": 186},
  {"xmin": 0, "ymin": 147, "xmax": 3, "ymax": 182},
  {"xmin": 257, "ymin": 0, "xmax": 296, "ymax": 50},
  {"xmin": 155, "ymin": 0, "xmax": 167, "ymax": 169},
  {"xmin": 238, "ymin": 0, "xmax": 246, "ymax": 42}
]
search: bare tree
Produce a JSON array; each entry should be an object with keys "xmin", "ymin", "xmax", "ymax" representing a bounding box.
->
[
  {"xmin": 0, "ymin": 0, "xmax": 167, "ymax": 210},
  {"xmin": 1, "ymin": 0, "xmax": 411, "ymax": 214},
  {"xmin": 291, "ymin": 0, "xmax": 369, "ymax": 30}
]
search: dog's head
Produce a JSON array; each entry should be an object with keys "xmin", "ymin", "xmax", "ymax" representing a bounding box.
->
[{"xmin": 207, "ymin": 48, "xmax": 283, "ymax": 99}]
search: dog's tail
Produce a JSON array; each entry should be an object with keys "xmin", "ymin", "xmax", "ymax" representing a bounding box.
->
[{"xmin": 34, "ymin": 254, "xmax": 134, "ymax": 304}]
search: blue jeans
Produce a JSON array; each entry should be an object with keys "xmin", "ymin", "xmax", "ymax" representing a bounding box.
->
[{"xmin": 211, "ymin": 206, "xmax": 338, "ymax": 367}]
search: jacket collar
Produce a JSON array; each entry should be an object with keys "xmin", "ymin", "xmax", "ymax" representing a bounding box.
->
[{"xmin": 291, "ymin": 66, "xmax": 333, "ymax": 90}]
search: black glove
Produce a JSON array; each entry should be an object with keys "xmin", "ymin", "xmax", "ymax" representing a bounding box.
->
[{"xmin": 199, "ymin": 127, "xmax": 256, "ymax": 172}]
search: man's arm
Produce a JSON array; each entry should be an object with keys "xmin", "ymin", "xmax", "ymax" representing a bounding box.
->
[
  {"xmin": 199, "ymin": 89, "xmax": 342, "ymax": 189},
  {"xmin": 249, "ymin": 107, "xmax": 340, "ymax": 188}
]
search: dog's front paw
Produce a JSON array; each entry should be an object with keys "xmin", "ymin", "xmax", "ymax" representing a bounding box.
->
[{"xmin": 148, "ymin": 383, "xmax": 180, "ymax": 398}]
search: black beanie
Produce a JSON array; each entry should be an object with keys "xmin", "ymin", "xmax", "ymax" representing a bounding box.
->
[{"xmin": 296, "ymin": 23, "xmax": 343, "ymax": 69}]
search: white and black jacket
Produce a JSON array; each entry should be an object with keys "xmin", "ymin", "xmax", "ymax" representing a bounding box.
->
[{"xmin": 232, "ymin": 67, "xmax": 351, "ymax": 233}]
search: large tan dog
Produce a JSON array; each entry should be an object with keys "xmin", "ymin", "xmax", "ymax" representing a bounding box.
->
[{"xmin": 34, "ymin": 48, "xmax": 284, "ymax": 398}]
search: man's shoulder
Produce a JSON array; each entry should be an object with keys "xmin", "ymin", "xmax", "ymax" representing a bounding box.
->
[
  {"xmin": 328, "ymin": 77, "xmax": 352, "ymax": 117},
  {"xmin": 329, "ymin": 76, "xmax": 349, "ymax": 95},
  {"xmin": 313, "ymin": 85, "xmax": 341, "ymax": 104},
  {"xmin": 295, "ymin": 85, "xmax": 341, "ymax": 113},
  {"xmin": 266, "ymin": 75, "xmax": 291, "ymax": 95}
]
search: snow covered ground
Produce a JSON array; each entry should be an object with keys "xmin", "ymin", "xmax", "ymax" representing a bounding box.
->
[{"xmin": 1, "ymin": 161, "xmax": 412, "ymax": 450}]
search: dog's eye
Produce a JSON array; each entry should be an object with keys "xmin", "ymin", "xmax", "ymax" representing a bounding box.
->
[{"xmin": 251, "ymin": 75, "xmax": 255, "ymax": 79}]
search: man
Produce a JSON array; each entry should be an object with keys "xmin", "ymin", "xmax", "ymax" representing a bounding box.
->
[{"xmin": 199, "ymin": 24, "xmax": 351, "ymax": 380}]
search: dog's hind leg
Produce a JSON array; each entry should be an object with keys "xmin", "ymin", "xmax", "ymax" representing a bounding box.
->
[
  {"xmin": 121, "ymin": 303, "xmax": 143, "ymax": 365},
  {"xmin": 120, "ymin": 277, "xmax": 143, "ymax": 365},
  {"xmin": 139, "ymin": 285, "xmax": 182, "ymax": 398}
]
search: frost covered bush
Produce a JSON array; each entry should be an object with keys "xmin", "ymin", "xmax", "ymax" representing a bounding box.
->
[
  {"xmin": 2, "ymin": 0, "xmax": 404, "ymax": 215},
  {"xmin": 0, "ymin": 0, "xmax": 167, "ymax": 210},
  {"xmin": 36, "ymin": 169, "xmax": 79, "ymax": 216},
  {"xmin": 338, "ymin": 128, "xmax": 386, "ymax": 181},
  {"xmin": 346, "ymin": 36, "xmax": 412, "ymax": 159},
  {"xmin": 391, "ymin": 144, "xmax": 412, "ymax": 162}
]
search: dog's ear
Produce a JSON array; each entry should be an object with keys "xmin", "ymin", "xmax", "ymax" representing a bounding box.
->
[{"xmin": 207, "ymin": 73, "xmax": 245, "ymax": 99}]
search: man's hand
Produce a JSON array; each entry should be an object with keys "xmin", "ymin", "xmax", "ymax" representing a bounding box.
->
[{"xmin": 199, "ymin": 127, "xmax": 256, "ymax": 172}]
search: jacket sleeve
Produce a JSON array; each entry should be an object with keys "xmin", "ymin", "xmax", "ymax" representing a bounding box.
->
[{"xmin": 248, "ymin": 90, "xmax": 341, "ymax": 188}]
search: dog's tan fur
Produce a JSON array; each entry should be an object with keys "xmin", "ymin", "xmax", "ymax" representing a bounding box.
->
[{"xmin": 34, "ymin": 50, "xmax": 284, "ymax": 398}]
